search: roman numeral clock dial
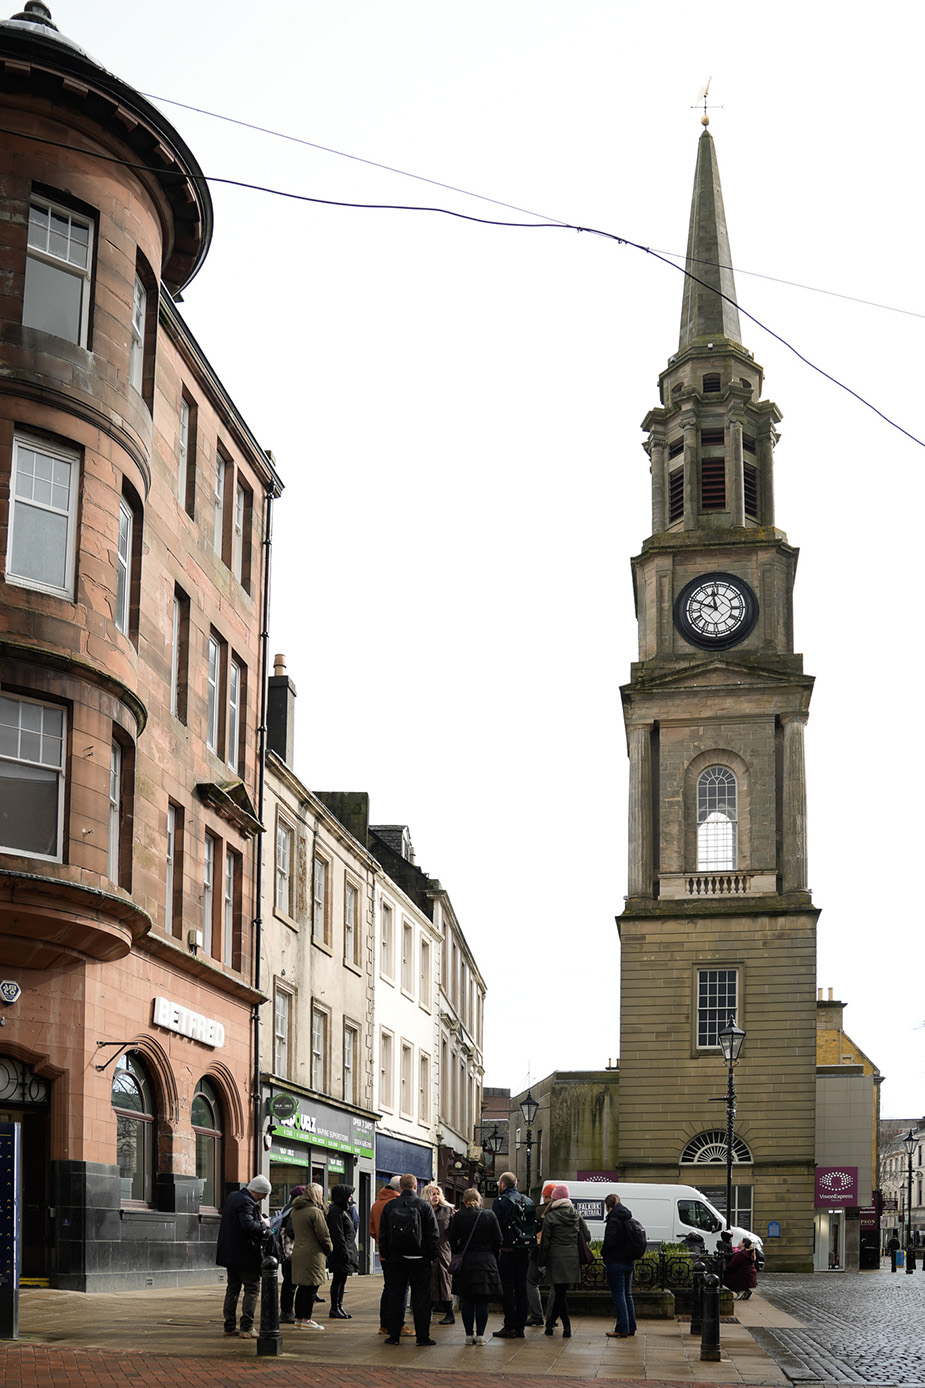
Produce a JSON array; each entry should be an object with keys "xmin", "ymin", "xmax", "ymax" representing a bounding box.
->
[{"xmin": 673, "ymin": 572, "xmax": 758, "ymax": 650}]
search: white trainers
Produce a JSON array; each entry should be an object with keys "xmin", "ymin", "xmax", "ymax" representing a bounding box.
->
[
  {"xmin": 305, "ymin": 1320, "xmax": 325, "ymax": 1331},
  {"xmin": 475, "ymin": 1335, "xmax": 487, "ymax": 1346},
  {"xmin": 465, "ymin": 1335, "xmax": 475, "ymax": 1345}
]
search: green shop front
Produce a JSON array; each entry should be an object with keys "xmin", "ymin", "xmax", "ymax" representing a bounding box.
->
[{"xmin": 264, "ymin": 1087, "xmax": 377, "ymax": 1273}]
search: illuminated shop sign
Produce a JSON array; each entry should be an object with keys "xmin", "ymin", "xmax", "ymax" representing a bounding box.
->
[{"xmin": 152, "ymin": 996, "xmax": 225, "ymax": 1048}]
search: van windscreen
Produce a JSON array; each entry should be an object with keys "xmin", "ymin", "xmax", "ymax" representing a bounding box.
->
[{"xmin": 678, "ymin": 1199, "xmax": 722, "ymax": 1232}]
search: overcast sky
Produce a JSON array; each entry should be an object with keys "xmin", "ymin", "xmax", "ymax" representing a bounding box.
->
[{"xmin": 60, "ymin": 1, "xmax": 924, "ymax": 1119}]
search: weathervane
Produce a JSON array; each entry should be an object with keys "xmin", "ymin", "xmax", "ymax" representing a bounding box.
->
[{"xmin": 693, "ymin": 77, "xmax": 723, "ymax": 127}]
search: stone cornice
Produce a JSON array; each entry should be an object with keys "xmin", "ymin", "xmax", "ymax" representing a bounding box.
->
[{"xmin": 0, "ymin": 637, "xmax": 148, "ymax": 735}]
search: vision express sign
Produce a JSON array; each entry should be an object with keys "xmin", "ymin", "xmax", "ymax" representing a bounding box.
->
[{"xmin": 270, "ymin": 1094, "xmax": 375, "ymax": 1159}]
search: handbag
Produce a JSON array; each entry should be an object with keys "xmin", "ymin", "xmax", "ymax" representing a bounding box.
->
[
  {"xmin": 577, "ymin": 1227, "xmax": 595, "ymax": 1266},
  {"xmin": 448, "ymin": 1208, "xmax": 481, "ymax": 1274}
]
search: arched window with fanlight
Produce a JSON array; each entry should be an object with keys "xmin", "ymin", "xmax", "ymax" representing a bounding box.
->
[
  {"xmin": 111, "ymin": 1052, "xmax": 155, "ymax": 1205},
  {"xmin": 697, "ymin": 766, "xmax": 737, "ymax": 870},
  {"xmin": 192, "ymin": 1077, "xmax": 223, "ymax": 1210},
  {"xmin": 680, "ymin": 1130, "xmax": 752, "ymax": 1166}
]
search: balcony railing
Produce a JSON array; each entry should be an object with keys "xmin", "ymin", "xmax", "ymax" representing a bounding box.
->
[{"xmin": 658, "ymin": 871, "xmax": 776, "ymax": 900}]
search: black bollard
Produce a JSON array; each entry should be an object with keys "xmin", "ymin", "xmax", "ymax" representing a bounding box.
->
[
  {"xmin": 907, "ymin": 1243, "xmax": 917, "ymax": 1275},
  {"xmin": 700, "ymin": 1272, "xmax": 721, "ymax": 1362},
  {"xmin": 256, "ymin": 1253, "xmax": 282, "ymax": 1356},
  {"xmin": 690, "ymin": 1258, "xmax": 706, "ymax": 1336}
]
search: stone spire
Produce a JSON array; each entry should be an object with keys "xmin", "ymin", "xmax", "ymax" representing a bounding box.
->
[{"xmin": 678, "ymin": 128, "xmax": 742, "ymax": 351}]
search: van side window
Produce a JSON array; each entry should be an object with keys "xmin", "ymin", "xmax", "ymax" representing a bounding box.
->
[{"xmin": 678, "ymin": 1199, "xmax": 721, "ymax": 1232}]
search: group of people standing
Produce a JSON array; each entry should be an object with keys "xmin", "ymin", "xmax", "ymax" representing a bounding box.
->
[{"xmin": 216, "ymin": 1174, "xmax": 360, "ymax": 1337}]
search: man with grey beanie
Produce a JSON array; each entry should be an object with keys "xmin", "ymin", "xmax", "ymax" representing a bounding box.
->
[{"xmin": 216, "ymin": 1175, "xmax": 272, "ymax": 1337}]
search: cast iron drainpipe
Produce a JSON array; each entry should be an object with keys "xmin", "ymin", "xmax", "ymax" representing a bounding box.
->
[{"xmin": 252, "ymin": 475, "xmax": 277, "ymax": 1174}]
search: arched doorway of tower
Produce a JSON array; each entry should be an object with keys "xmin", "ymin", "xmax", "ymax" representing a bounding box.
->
[{"xmin": 680, "ymin": 1129, "xmax": 753, "ymax": 1230}]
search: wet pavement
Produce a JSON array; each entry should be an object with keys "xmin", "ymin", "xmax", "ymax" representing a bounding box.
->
[{"xmin": 755, "ymin": 1266, "xmax": 925, "ymax": 1384}]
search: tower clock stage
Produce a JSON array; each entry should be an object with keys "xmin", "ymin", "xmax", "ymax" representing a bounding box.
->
[{"xmin": 617, "ymin": 125, "xmax": 818, "ymax": 1272}]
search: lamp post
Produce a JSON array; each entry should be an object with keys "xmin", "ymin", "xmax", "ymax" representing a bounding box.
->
[
  {"xmin": 520, "ymin": 1090, "xmax": 539, "ymax": 1199},
  {"xmin": 903, "ymin": 1129, "xmax": 916, "ymax": 1274},
  {"xmin": 718, "ymin": 1017, "xmax": 746, "ymax": 1230}
]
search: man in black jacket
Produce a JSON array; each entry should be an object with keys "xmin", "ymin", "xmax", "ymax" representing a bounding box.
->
[
  {"xmin": 216, "ymin": 1174, "xmax": 271, "ymax": 1337},
  {"xmin": 492, "ymin": 1171, "xmax": 532, "ymax": 1338},
  {"xmin": 378, "ymin": 1174, "xmax": 439, "ymax": 1346}
]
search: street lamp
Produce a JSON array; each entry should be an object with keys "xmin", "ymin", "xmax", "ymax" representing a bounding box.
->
[
  {"xmin": 481, "ymin": 1124, "xmax": 504, "ymax": 1188},
  {"xmin": 520, "ymin": 1090, "xmax": 539, "ymax": 1199},
  {"xmin": 718, "ymin": 1017, "xmax": 746, "ymax": 1230},
  {"xmin": 903, "ymin": 1129, "xmax": 916, "ymax": 1274}
]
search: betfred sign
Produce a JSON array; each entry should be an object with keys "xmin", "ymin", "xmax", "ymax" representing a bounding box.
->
[{"xmin": 815, "ymin": 1166, "xmax": 858, "ymax": 1206}]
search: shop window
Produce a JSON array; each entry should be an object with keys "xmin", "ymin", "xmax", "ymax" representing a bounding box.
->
[
  {"xmin": 23, "ymin": 195, "xmax": 93, "ymax": 345},
  {"xmin": 6, "ymin": 433, "xmax": 80, "ymax": 599},
  {"xmin": 192, "ymin": 1078, "xmax": 223, "ymax": 1210},
  {"xmin": 0, "ymin": 694, "xmax": 66, "ymax": 861},
  {"xmin": 111, "ymin": 1052, "xmax": 155, "ymax": 1205}
]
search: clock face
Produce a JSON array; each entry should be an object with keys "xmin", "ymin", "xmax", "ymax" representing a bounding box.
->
[{"xmin": 674, "ymin": 572, "xmax": 758, "ymax": 650}]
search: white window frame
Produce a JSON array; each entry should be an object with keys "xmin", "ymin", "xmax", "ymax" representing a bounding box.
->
[
  {"xmin": 0, "ymin": 694, "xmax": 66, "ymax": 861},
  {"xmin": 343, "ymin": 1023, "xmax": 358, "ymax": 1106},
  {"xmin": 312, "ymin": 854, "xmax": 329, "ymax": 944},
  {"xmin": 203, "ymin": 832, "xmax": 215, "ymax": 955},
  {"xmin": 275, "ymin": 818, "xmax": 293, "ymax": 917},
  {"xmin": 170, "ymin": 594, "xmax": 181, "ymax": 718},
  {"xmin": 108, "ymin": 739, "xmax": 121, "ymax": 881},
  {"xmin": 206, "ymin": 634, "xmax": 221, "ymax": 754},
  {"xmin": 6, "ymin": 434, "xmax": 80, "ymax": 600},
  {"xmin": 697, "ymin": 765, "xmax": 738, "ymax": 871},
  {"xmin": 311, "ymin": 1004, "xmax": 328, "ymax": 1094},
  {"xmin": 379, "ymin": 1029, "xmax": 394, "ymax": 1111},
  {"xmin": 696, "ymin": 968, "xmax": 739, "ymax": 1051},
  {"xmin": 129, "ymin": 272, "xmax": 146, "ymax": 392},
  {"xmin": 233, "ymin": 479, "xmax": 246, "ymax": 584},
  {"xmin": 115, "ymin": 495, "xmax": 133, "ymax": 635},
  {"xmin": 23, "ymin": 196, "xmax": 93, "ymax": 345},
  {"xmin": 401, "ymin": 921, "xmax": 413, "ymax": 996},
  {"xmin": 177, "ymin": 396, "xmax": 190, "ymax": 507},
  {"xmin": 419, "ymin": 1052, "xmax": 430, "ymax": 1124},
  {"xmin": 380, "ymin": 900, "xmax": 394, "ymax": 980},
  {"xmin": 213, "ymin": 454, "xmax": 226, "ymax": 556},
  {"xmin": 400, "ymin": 1041, "xmax": 413, "ymax": 1118},
  {"xmin": 165, "ymin": 804, "xmax": 176, "ymax": 934},
  {"xmin": 274, "ymin": 986, "xmax": 291, "ymax": 1078},
  {"xmin": 223, "ymin": 849, "xmax": 237, "ymax": 967},
  {"xmin": 227, "ymin": 657, "xmax": 242, "ymax": 775},
  {"xmin": 344, "ymin": 879, "xmax": 358, "ymax": 965},
  {"xmin": 420, "ymin": 937, "xmax": 432, "ymax": 1011}
]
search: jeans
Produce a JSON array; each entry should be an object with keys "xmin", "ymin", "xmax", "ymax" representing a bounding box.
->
[
  {"xmin": 498, "ymin": 1246, "xmax": 530, "ymax": 1330},
  {"xmin": 526, "ymin": 1245, "xmax": 544, "ymax": 1319},
  {"xmin": 605, "ymin": 1261, "xmax": 637, "ymax": 1335},
  {"xmin": 223, "ymin": 1264, "xmax": 260, "ymax": 1332}
]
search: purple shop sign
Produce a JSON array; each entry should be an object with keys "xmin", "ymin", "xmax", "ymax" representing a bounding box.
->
[{"xmin": 815, "ymin": 1166, "xmax": 858, "ymax": 1206}]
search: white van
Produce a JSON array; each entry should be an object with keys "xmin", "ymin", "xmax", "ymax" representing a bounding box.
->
[{"xmin": 543, "ymin": 1181, "xmax": 764, "ymax": 1264}]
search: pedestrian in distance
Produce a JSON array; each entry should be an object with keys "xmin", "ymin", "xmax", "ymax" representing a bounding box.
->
[
  {"xmin": 538, "ymin": 1181, "xmax": 591, "ymax": 1339},
  {"xmin": 723, "ymin": 1235, "xmax": 758, "ymax": 1300},
  {"xmin": 602, "ymin": 1193, "xmax": 644, "ymax": 1339},
  {"xmin": 289, "ymin": 1183, "xmax": 333, "ymax": 1329},
  {"xmin": 525, "ymin": 1180, "xmax": 557, "ymax": 1326},
  {"xmin": 326, "ymin": 1183, "xmax": 359, "ymax": 1318},
  {"xmin": 215, "ymin": 1174, "xmax": 272, "ymax": 1339},
  {"xmin": 492, "ymin": 1170, "xmax": 537, "ymax": 1338},
  {"xmin": 421, "ymin": 1182, "xmax": 455, "ymax": 1324},
  {"xmin": 378, "ymin": 1173, "xmax": 440, "ymax": 1346},
  {"xmin": 447, "ymin": 1187, "xmax": 503, "ymax": 1346}
]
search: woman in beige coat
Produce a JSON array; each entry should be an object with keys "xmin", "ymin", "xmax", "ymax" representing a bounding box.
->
[{"xmin": 289, "ymin": 1184, "xmax": 333, "ymax": 1330}]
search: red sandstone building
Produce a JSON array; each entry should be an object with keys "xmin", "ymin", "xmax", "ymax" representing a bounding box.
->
[{"xmin": 0, "ymin": 3, "xmax": 281, "ymax": 1288}]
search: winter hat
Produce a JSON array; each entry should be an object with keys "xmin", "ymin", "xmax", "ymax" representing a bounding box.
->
[
  {"xmin": 291, "ymin": 1185, "xmax": 306, "ymax": 1198},
  {"xmin": 551, "ymin": 1183, "xmax": 570, "ymax": 1201},
  {"xmin": 542, "ymin": 1181, "xmax": 556, "ymax": 1201},
  {"xmin": 247, "ymin": 1175, "xmax": 272, "ymax": 1196}
]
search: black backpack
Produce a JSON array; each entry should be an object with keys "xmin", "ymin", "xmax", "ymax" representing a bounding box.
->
[
  {"xmin": 624, "ymin": 1217, "xmax": 648, "ymax": 1260},
  {"xmin": 386, "ymin": 1199, "xmax": 423, "ymax": 1256},
  {"xmin": 505, "ymin": 1192, "xmax": 538, "ymax": 1249}
]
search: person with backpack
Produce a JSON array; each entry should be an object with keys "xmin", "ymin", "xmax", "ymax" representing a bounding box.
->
[
  {"xmin": 378, "ymin": 1174, "xmax": 440, "ymax": 1345},
  {"xmin": 492, "ymin": 1170, "xmax": 536, "ymax": 1338},
  {"xmin": 601, "ymin": 1192, "xmax": 646, "ymax": 1339}
]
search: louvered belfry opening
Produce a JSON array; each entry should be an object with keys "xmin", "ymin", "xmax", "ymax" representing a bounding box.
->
[{"xmin": 668, "ymin": 466, "xmax": 684, "ymax": 523}]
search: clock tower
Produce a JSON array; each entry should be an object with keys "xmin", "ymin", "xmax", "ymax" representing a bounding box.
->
[{"xmin": 617, "ymin": 126, "xmax": 817, "ymax": 1271}]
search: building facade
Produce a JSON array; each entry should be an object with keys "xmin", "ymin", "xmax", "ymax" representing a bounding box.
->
[
  {"xmin": 0, "ymin": 3, "xmax": 281, "ymax": 1288},
  {"xmin": 617, "ymin": 124, "xmax": 817, "ymax": 1270}
]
